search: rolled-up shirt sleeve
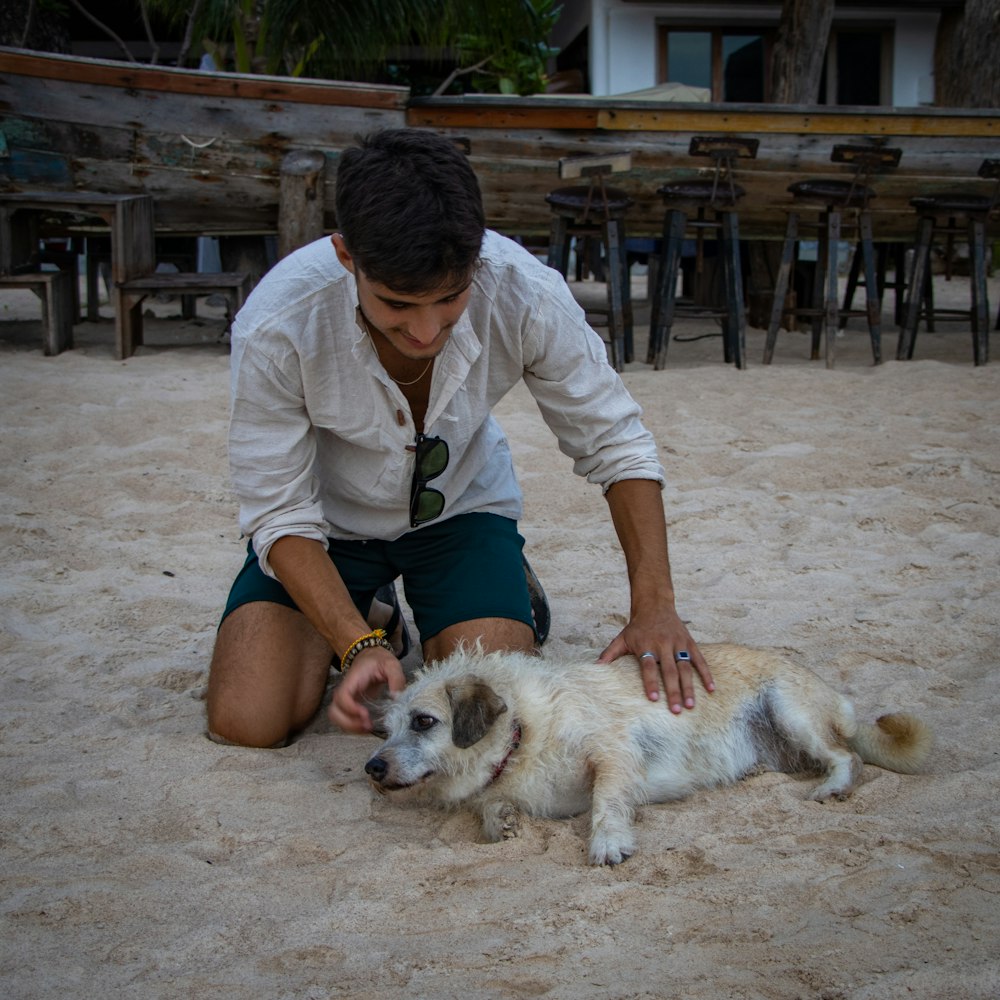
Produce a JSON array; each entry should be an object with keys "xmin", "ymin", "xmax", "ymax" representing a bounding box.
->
[
  {"xmin": 516, "ymin": 265, "xmax": 665, "ymax": 492},
  {"xmin": 228, "ymin": 324, "xmax": 331, "ymax": 577}
]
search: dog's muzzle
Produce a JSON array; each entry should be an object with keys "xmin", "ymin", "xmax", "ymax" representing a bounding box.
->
[{"xmin": 365, "ymin": 756, "xmax": 389, "ymax": 783}]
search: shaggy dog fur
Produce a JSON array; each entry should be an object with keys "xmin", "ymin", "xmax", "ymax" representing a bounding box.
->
[{"xmin": 364, "ymin": 644, "xmax": 932, "ymax": 865}]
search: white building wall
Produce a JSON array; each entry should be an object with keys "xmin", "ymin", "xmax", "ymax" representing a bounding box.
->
[
  {"xmin": 891, "ymin": 14, "xmax": 939, "ymax": 106},
  {"xmin": 586, "ymin": 1, "xmax": 940, "ymax": 106},
  {"xmin": 605, "ymin": 6, "xmax": 659, "ymax": 95}
]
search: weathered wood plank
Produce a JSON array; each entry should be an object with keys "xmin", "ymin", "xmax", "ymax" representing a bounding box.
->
[
  {"xmin": 408, "ymin": 106, "xmax": 601, "ymax": 130},
  {"xmin": 595, "ymin": 108, "xmax": 999, "ymax": 138},
  {"xmin": 411, "ymin": 96, "xmax": 999, "ymax": 240},
  {"xmin": 2, "ymin": 48, "xmax": 997, "ymax": 241},
  {"xmin": 411, "ymin": 95, "xmax": 999, "ymax": 138},
  {"xmin": 2, "ymin": 72, "xmax": 403, "ymax": 146},
  {"xmin": 0, "ymin": 47, "xmax": 409, "ymax": 110},
  {"xmin": 438, "ymin": 120, "xmax": 1000, "ymax": 239},
  {"xmin": 0, "ymin": 54, "xmax": 406, "ymax": 234}
]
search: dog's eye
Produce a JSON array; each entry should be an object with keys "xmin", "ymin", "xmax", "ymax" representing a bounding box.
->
[{"xmin": 410, "ymin": 714, "xmax": 438, "ymax": 732}]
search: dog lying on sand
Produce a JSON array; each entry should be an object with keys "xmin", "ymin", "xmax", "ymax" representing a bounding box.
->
[{"xmin": 364, "ymin": 643, "xmax": 931, "ymax": 865}]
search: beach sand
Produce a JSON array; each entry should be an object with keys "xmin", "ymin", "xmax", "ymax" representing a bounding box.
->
[{"xmin": 2, "ymin": 273, "xmax": 999, "ymax": 999}]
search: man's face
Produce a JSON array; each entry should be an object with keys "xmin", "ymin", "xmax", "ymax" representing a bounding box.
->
[{"xmin": 332, "ymin": 234, "xmax": 472, "ymax": 360}]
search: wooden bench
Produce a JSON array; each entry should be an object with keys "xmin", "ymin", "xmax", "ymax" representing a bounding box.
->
[
  {"xmin": 0, "ymin": 270, "xmax": 74, "ymax": 355},
  {"xmin": 118, "ymin": 271, "xmax": 252, "ymax": 353},
  {"xmin": 0, "ymin": 191, "xmax": 155, "ymax": 359}
]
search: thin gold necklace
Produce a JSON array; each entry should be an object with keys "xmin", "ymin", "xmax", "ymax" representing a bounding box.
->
[
  {"xmin": 362, "ymin": 313, "xmax": 433, "ymax": 387},
  {"xmin": 389, "ymin": 357, "xmax": 433, "ymax": 386}
]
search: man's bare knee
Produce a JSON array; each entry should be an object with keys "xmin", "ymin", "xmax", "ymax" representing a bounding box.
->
[
  {"xmin": 423, "ymin": 617, "xmax": 536, "ymax": 664},
  {"xmin": 206, "ymin": 602, "xmax": 333, "ymax": 748}
]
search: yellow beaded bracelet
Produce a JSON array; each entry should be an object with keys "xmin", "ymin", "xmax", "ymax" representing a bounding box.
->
[{"xmin": 340, "ymin": 628, "xmax": 393, "ymax": 672}]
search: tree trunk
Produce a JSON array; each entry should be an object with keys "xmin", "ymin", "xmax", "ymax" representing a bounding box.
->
[
  {"xmin": 935, "ymin": 0, "xmax": 1000, "ymax": 108},
  {"xmin": 770, "ymin": 0, "xmax": 834, "ymax": 104}
]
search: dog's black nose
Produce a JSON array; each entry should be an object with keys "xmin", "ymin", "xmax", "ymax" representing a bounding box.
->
[{"xmin": 365, "ymin": 757, "xmax": 388, "ymax": 782}]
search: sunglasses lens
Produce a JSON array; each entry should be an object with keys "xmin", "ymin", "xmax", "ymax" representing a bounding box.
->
[
  {"xmin": 410, "ymin": 435, "xmax": 449, "ymax": 527},
  {"xmin": 418, "ymin": 438, "xmax": 449, "ymax": 478},
  {"xmin": 412, "ymin": 486, "xmax": 444, "ymax": 524}
]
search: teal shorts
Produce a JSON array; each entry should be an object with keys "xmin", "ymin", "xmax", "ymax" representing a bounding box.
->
[{"xmin": 220, "ymin": 512, "xmax": 536, "ymax": 643}]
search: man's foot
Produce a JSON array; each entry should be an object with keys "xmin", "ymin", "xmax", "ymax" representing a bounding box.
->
[
  {"xmin": 523, "ymin": 555, "xmax": 550, "ymax": 645},
  {"xmin": 368, "ymin": 582, "xmax": 411, "ymax": 659}
]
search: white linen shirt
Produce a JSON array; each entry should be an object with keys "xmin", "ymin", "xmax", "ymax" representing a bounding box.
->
[{"xmin": 229, "ymin": 231, "xmax": 664, "ymax": 577}]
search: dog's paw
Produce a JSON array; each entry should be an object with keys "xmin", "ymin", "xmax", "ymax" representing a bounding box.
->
[
  {"xmin": 810, "ymin": 754, "xmax": 863, "ymax": 802},
  {"xmin": 588, "ymin": 829, "xmax": 636, "ymax": 866},
  {"xmin": 808, "ymin": 784, "xmax": 854, "ymax": 803},
  {"xmin": 481, "ymin": 801, "xmax": 522, "ymax": 842}
]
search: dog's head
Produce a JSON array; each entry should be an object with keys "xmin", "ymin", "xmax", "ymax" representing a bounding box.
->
[{"xmin": 364, "ymin": 671, "xmax": 519, "ymax": 801}]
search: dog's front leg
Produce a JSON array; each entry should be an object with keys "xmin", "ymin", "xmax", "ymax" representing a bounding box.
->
[
  {"xmin": 587, "ymin": 753, "xmax": 639, "ymax": 865},
  {"xmin": 480, "ymin": 799, "xmax": 522, "ymax": 842}
]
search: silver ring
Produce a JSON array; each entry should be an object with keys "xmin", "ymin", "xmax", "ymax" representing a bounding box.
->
[
  {"xmin": 640, "ymin": 651, "xmax": 657, "ymax": 660},
  {"xmin": 674, "ymin": 650, "xmax": 691, "ymax": 663}
]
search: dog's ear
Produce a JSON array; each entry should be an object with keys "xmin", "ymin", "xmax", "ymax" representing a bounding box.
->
[
  {"xmin": 446, "ymin": 677, "xmax": 508, "ymax": 748},
  {"xmin": 366, "ymin": 697, "xmax": 393, "ymax": 740}
]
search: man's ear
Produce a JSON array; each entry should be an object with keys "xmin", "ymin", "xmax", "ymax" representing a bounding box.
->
[
  {"xmin": 446, "ymin": 677, "xmax": 508, "ymax": 748},
  {"xmin": 330, "ymin": 233, "xmax": 355, "ymax": 274}
]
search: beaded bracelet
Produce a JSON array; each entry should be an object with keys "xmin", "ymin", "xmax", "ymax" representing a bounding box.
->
[{"xmin": 340, "ymin": 628, "xmax": 393, "ymax": 672}]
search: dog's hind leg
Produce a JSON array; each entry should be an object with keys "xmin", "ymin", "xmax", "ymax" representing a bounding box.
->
[
  {"xmin": 765, "ymin": 680, "xmax": 864, "ymax": 802},
  {"xmin": 586, "ymin": 748, "xmax": 642, "ymax": 865}
]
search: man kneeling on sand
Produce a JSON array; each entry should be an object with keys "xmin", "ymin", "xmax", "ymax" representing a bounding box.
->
[{"xmin": 206, "ymin": 127, "xmax": 713, "ymax": 748}]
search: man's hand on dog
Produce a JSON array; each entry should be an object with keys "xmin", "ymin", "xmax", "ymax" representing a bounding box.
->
[
  {"xmin": 329, "ymin": 649, "xmax": 406, "ymax": 733},
  {"xmin": 598, "ymin": 609, "xmax": 714, "ymax": 713}
]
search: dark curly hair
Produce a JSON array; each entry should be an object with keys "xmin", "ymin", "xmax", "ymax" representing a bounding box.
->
[{"xmin": 335, "ymin": 128, "xmax": 485, "ymax": 294}]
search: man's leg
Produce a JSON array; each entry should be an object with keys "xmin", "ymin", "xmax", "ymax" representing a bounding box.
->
[
  {"xmin": 207, "ymin": 538, "xmax": 405, "ymax": 746},
  {"xmin": 422, "ymin": 617, "xmax": 535, "ymax": 664},
  {"xmin": 397, "ymin": 513, "xmax": 541, "ymax": 664},
  {"xmin": 206, "ymin": 601, "xmax": 333, "ymax": 748}
]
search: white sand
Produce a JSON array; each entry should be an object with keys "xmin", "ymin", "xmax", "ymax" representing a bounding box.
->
[{"xmin": 2, "ymin": 277, "xmax": 999, "ymax": 999}]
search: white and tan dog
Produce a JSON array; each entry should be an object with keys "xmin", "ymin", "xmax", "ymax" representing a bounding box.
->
[{"xmin": 364, "ymin": 643, "xmax": 931, "ymax": 865}]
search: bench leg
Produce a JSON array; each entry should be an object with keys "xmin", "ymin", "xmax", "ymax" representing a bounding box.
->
[
  {"xmin": 48, "ymin": 272, "xmax": 74, "ymax": 355},
  {"xmin": 116, "ymin": 288, "xmax": 145, "ymax": 359},
  {"xmin": 30, "ymin": 273, "xmax": 74, "ymax": 355},
  {"xmin": 85, "ymin": 240, "xmax": 107, "ymax": 322}
]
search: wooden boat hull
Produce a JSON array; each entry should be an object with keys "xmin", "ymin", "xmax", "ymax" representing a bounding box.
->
[
  {"xmin": 1, "ymin": 47, "xmax": 997, "ymax": 241},
  {"xmin": 0, "ymin": 47, "xmax": 407, "ymax": 236}
]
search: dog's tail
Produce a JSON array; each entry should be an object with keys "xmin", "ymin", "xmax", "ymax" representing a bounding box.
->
[{"xmin": 847, "ymin": 713, "xmax": 932, "ymax": 774}]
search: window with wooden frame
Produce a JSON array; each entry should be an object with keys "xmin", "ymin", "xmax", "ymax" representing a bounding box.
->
[
  {"xmin": 657, "ymin": 22, "xmax": 892, "ymax": 106},
  {"xmin": 657, "ymin": 27, "xmax": 774, "ymax": 102},
  {"xmin": 821, "ymin": 25, "xmax": 893, "ymax": 106}
]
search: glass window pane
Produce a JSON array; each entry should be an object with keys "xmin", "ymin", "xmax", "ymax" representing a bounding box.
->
[
  {"xmin": 666, "ymin": 32, "xmax": 712, "ymax": 89},
  {"xmin": 722, "ymin": 34, "xmax": 764, "ymax": 102},
  {"xmin": 836, "ymin": 31, "xmax": 882, "ymax": 105}
]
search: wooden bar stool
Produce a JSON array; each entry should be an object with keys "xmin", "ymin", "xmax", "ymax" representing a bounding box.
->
[
  {"xmin": 546, "ymin": 151, "xmax": 633, "ymax": 371},
  {"xmin": 839, "ymin": 241, "xmax": 917, "ymax": 330},
  {"xmin": 648, "ymin": 136, "xmax": 759, "ymax": 370},
  {"xmin": 896, "ymin": 158, "xmax": 999, "ymax": 366},
  {"xmin": 763, "ymin": 144, "xmax": 902, "ymax": 368}
]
